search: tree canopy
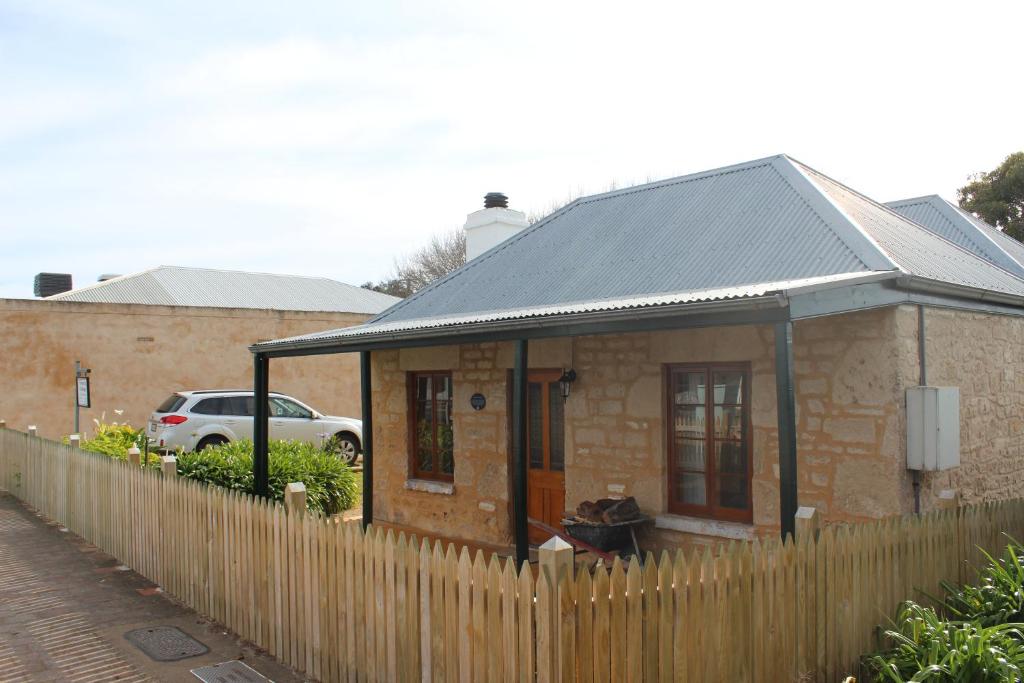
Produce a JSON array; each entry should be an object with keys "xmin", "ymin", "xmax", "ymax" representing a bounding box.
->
[
  {"xmin": 362, "ymin": 229, "xmax": 466, "ymax": 298},
  {"xmin": 957, "ymin": 152, "xmax": 1024, "ymax": 242}
]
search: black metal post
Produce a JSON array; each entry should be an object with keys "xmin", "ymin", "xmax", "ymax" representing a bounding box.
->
[
  {"xmin": 774, "ymin": 320, "xmax": 798, "ymax": 541},
  {"xmin": 360, "ymin": 351, "xmax": 373, "ymax": 530},
  {"xmin": 512, "ymin": 339, "xmax": 529, "ymax": 567},
  {"xmin": 253, "ymin": 352, "xmax": 270, "ymax": 498}
]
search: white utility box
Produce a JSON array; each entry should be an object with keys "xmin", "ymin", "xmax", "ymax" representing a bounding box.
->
[{"xmin": 906, "ymin": 386, "xmax": 960, "ymax": 471}]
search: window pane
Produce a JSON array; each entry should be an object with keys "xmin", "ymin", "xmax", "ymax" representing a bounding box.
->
[
  {"xmin": 528, "ymin": 382, "xmax": 543, "ymax": 469},
  {"xmin": 438, "ymin": 423, "xmax": 454, "ymax": 475},
  {"xmin": 415, "ymin": 395, "xmax": 433, "ymax": 472},
  {"xmin": 674, "ymin": 405, "xmax": 705, "ymax": 439},
  {"xmin": 718, "ymin": 476, "xmax": 747, "ymax": 509},
  {"xmin": 673, "ymin": 371, "xmax": 705, "ymax": 404},
  {"xmin": 713, "ymin": 371, "xmax": 744, "ymax": 404},
  {"xmin": 192, "ymin": 398, "xmax": 223, "ymax": 415},
  {"xmin": 417, "ymin": 376, "xmax": 432, "ymax": 402},
  {"xmin": 548, "ymin": 383, "xmax": 565, "ymax": 472},
  {"xmin": 674, "ymin": 438, "xmax": 706, "ymax": 472},
  {"xmin": 676, "ymin": 472, "xmax": 706, "ymax": 506},
  {"xmin": 713, "ymin": 406, "xmax": 743, "ymax": 439},
  {"xmin": 715, "ymin": 441, "xmax": 747, "ymax": 475}
]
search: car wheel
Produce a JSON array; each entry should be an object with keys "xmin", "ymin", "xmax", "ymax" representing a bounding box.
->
[
  {"xmin": 327, "ymin": 433, "xmax": 360, "ymax": 465},
  {"xmin": 196, "ymin": 435, "xmax": 228, "ymax": 451}
]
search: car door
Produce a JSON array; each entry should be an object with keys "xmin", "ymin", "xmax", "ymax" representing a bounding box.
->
[
  {"xmin": 223, "ymin": 396, "xmax": 255, "ymax": 440},
  {"xmin": 268, "ymin": 397, "xmax": 319, "ymax": 444}
]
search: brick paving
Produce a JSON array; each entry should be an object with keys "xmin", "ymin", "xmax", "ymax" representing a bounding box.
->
[{"xmin": 0, "ymin": 493, "xmax": 305, "ymax": 682}]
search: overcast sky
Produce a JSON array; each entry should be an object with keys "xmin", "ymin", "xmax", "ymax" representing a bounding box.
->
[{"xmin": 1, "ymin": 0, "xmax": 1022, "ymax": 298}]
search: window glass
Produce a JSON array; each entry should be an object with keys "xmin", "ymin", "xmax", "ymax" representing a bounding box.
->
[
  {"xmin": 668, "ymin": 365, "xmax": 751, "ymax": 521},
  {"xmin": 191, "ymin": 397, "xmax": 224, "ymax": 415},
  {"xmin": 156, "ymin": 395, "xmax": 186, "ymax": 413},
  {"xmin": 528, "ymin": 382, "xmax": 543, "ymax": 469},
  {"xmin": 225, "ymin": 396, "xmax": 253, "ymax": 416},
  {"xmin": 410, "ymin": 372, "xmax": 454, "ymax": 480},
  {"xmin": 548, "ymin": 383, "xmax": 565, "ymax": 472},
  {"xmin": 269, "ymin": 397, "xmax": 312, "ymax": 419}
]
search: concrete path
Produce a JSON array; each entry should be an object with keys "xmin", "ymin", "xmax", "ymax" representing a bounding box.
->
[{"xmin": 0, "ymin": 493, "xmax": 306, "ymax": 682}]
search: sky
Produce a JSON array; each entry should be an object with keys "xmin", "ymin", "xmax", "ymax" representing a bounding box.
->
[{"xmin": 1, "ymin": 0, "xmax": 1022, "ymax": 298}]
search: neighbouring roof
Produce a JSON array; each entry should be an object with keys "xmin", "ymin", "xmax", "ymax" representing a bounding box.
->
[
  {"xmin": 256, "ymin": 154, "xmax": 1024, "ymax": 351},
  {"xmin": 48, "ymin": 265, "xmax": 400, "ymax": 314},
  {"xmin": 886, "ymin": 195, "xmax": 1024, "ymax": 279}
]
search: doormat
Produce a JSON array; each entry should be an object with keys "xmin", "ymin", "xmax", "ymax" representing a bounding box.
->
[
  {"xmin": 125, "ymin": 625, "xmax": 209, "ymax": 662},
  {"xmin": 191, "ymin": 660, "xmax": 272, "ymax": 682}
]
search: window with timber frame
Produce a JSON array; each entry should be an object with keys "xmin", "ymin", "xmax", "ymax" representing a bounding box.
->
[
  {"xmin": 666, "ymin": 363, "xmax": 752, "ymax": 522},
  {"xmin": 408, "ymin": 372, "xmax": 454, "ymax": 481}
]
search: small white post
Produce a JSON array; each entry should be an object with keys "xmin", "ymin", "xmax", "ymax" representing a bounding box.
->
[
  {"xmin": 795, "ymin": 506, "xmax": 820, "ymax": 541},
  {"xmin": 27, "ymin": 425, "xmax": 37, "ymax": 437},
  {"xmin": 69, "ymin": 434, "xmax": 80, "ymax": 448},
  {"xmin": 538, "ymin": 535, "xmax": 574, "ymax": 585},
  {"xmin": 285, "ymin": 482, "xmax": 307, "ymax": 515},
  {"xmin": 0, "ymin": 419, "xmax": 6, "ymax": 429},
  {"xmin": 127, "ymin": 446, "xmax": 141, "ymax": 466},
  {"xmin": 160, "ymin": 455, "xmax": 177, "ymax": 477}
]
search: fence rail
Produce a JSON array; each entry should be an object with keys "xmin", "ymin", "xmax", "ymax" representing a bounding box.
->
[{"xmin": 1, "ymin": 428, "xmax": 1022, "ymax": 682}]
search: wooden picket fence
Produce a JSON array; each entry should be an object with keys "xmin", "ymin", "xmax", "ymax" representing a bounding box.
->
[{"xmin": 1, "ymin": 428, "xmax": 1023, "ymax": 682}]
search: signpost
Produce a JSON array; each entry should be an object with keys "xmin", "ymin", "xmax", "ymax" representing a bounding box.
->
[{"xmin": 74, "ymin": 361, "xmax": 91, "ymax": 435}]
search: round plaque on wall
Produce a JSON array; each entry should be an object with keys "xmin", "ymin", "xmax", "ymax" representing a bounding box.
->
[{"xmin": 470, "ymin": 393, "xmax": 486, "ymax": 411}]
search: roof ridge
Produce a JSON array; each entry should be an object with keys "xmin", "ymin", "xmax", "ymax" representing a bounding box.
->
[
  {"xmin": 804, "ymin": 168, "xmax": 1024, "ymax": 284},
  {"xmin": 771, "ymin": 157, "xmax": 899, "ymax": 272},
  {"xmin": 47, "ymin": 267, "xmax": 161, "ymax": 299}
]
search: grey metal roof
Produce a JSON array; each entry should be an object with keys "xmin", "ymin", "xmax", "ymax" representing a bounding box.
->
[
  {"xmin": 886, "ymin": 195, "xmax": 1024, "ymax": 278},
  {"xmin": 255, "ymin": 154, "xmax": 1024, "ymax": 351},
  {"xmin": 49, "ymin": 265, "xmax": 400, "ymax": 314}
]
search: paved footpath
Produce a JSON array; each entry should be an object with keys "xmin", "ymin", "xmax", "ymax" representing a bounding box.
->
[{"xmin": 0, "ymin": 493, "xmax": 305, "ymax": 682}]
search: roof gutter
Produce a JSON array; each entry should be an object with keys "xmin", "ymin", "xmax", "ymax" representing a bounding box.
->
[
  {"xmin": 895, "ymin": 275, "xmax": 1024, "ymax": 308},
  {"xmin": 250, "ymin": 294, "xmax": 789, "ymax": 355}
]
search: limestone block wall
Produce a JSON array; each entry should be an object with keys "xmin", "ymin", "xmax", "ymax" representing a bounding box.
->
[
  {"xmin": 0, "ymin": 298, "xmax": 368, "ymax": 440},
  {"xmin": 369, "ymin": 307, "xmax": 913, "ymax": 551},
  {"xmin": 914, "ymin": 306, "xmax": 1024, "ymax": 510}
]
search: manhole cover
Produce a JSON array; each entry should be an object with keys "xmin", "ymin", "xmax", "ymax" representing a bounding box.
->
[
  {"xmin": 125, "ymin": 625, "xmax": 209, "ymax": 661},
  {"xmin": 191, "ymin": 660, "xmax": 271, "ymax": 682}
]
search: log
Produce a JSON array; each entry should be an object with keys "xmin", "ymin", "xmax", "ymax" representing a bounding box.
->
[{"xmin": 601, "ymin": 497, "xmax": 641, "ymax": 524}]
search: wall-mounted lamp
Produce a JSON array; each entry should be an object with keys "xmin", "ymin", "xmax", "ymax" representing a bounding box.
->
[{"xmin": 559, "ymin": 369, "xmax": 577, "ymax": 401}]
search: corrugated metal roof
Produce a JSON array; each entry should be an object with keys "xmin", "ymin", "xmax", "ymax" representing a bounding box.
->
[
  {"xmin": 795, "ymin": 168, "xmax": 1024, "ymax": 295},
  {"xmin": 265, "ymin": 272, "xmax": 885, "ymax": 346},
  {"xmin": 255, "ymin": 154, "xmax": 1024, "ymax": 351},
  {"xmin": 49, "ymin": 265, "xmax": 400, "ymax": 314},
  {"xmin": 886, "ymin": 195, "xmax": 1024, "ymax": 278}
]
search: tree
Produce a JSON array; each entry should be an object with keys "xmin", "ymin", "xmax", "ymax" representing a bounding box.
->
[
  {"xmin": 362, "ymin": 229, "xmax": 466, "ymax": 298},
  {"xmin": 957, "ymin": 152, "xmax": 1024, "ymax": 242}
]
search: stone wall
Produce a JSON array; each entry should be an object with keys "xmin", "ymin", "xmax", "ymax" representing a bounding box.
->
[
  {"xmin": 914, "ymin": 306, "xmax": 1024, "ymax": 510},
  {"xmin": 0, "ymin": 298, "xmax": 369, "ymax": 440},
  {"xmin": 368, "ymin": 307, "xmax": 913, "ymax": 551}
]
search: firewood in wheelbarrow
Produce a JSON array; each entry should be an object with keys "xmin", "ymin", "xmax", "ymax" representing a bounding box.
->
[
  {"xmin": 576, "ymin": 500, "xmax": 605, "ymax": 523},
  {"xmin": 601, "ymin": 497, "xmax": 641, "ymax": 524}
]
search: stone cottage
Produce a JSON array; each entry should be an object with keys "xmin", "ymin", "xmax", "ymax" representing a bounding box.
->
[{"xmin": 253, "ymin": 155, "xmax": 1024, "ymax": 562}]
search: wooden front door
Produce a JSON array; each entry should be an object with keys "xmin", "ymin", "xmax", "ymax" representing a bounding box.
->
[{"xmin": 527, "ymin": 370, "xmax": 567, "ymax": 544}]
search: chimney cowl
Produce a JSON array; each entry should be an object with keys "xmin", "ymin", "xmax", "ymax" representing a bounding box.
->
[{"xmin": 483, "ymin": 192, "xmax": 508, "ymax": 209}]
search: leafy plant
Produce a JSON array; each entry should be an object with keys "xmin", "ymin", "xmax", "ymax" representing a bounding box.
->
[
  {"xmin": 867, "ymin": 601, "xmax": 1024, "ymax": 682},
  {"xmin": 77, "ymin": 422, "xmax": 147, "ymax": 459},
  {"xmin": 175, "ymin": 439, "xmax": 358, "ymax": 515},
  {"xmin": 940, "ymin": 540, "xmax": 1024, "ymax": 627}
]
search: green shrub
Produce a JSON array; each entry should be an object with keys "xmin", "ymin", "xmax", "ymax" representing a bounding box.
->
[
  {"xmin": 175, "ymin": 439, "xmax": 358, "ymax": 515},
  {"xmin": 867, "ymin": 601, "xmax": 1024, "ymax": 682},
  {"xmin": 940, "ymin": 540, "xmax": 1024, "ymax": 627},
  {"xmin": 78, "ymin": 423, "xmax": 147, "ymax": 459}
]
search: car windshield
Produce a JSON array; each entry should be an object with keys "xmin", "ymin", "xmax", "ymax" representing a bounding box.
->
[{"xmin": 156, "ymin": 394, "xmax": 186, "ymax": 413}]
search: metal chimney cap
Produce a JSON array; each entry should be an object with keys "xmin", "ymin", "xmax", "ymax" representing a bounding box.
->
[{"xmin": 484, "ymin": 192, "xmax": 508, "ymax": 209}]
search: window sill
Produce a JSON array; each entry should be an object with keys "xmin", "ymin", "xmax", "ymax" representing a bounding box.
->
[
  {"xmin": 655, "ymin": 514, "xmax": 755, "ymax": 541},
  {"xmin": 404, "ymin": 479, "xmax": 455, "ymax": 495}
]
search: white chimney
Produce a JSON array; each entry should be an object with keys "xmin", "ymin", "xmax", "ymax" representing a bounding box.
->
[{"xmin": 464, "ymin": 192, "xmax": 529, "ymax": 261}]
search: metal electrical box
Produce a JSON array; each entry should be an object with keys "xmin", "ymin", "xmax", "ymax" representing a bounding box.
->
[{"xmin": 906, "ymin": 386, "xmax": 960, "ymax": 471}]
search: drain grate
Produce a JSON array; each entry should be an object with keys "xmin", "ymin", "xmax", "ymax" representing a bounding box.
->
[
  {"xmin": 125, "ymin": 625, "xmax": 209, "ymax": 661},
  {"xmin": 191, "ymin": 660, "xmax": 271, "ymax": 682}
]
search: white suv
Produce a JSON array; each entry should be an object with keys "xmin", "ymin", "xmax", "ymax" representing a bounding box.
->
[{"xmin": 148, "ymin": 390, "xmax": 363, "ymax": 464}]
